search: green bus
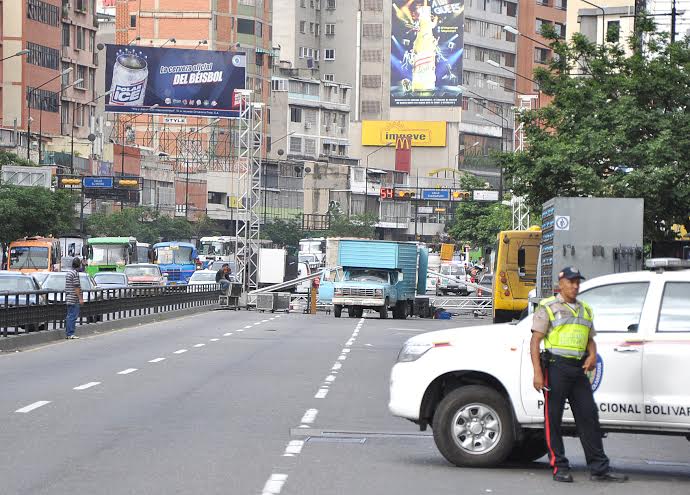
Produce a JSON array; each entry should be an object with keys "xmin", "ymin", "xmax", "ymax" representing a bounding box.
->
[{"xmin": 86, "ymin": 237, "xmax": 150, "ymax": 276}]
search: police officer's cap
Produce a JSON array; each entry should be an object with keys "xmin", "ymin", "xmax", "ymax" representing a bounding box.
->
[{"xmin": 559, "ymin": 266, "xmax": 586, "ymax": 280}]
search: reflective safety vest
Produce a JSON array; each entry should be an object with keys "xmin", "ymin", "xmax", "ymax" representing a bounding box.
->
[{"xmin": 540, "ymin": 296, "xmax": 593, "ymax": 359}]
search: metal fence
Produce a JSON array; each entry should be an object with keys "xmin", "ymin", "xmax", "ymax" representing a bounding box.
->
[{"xmin": 0, "ymin": 284, "xmax": 220, "ymax": 337}]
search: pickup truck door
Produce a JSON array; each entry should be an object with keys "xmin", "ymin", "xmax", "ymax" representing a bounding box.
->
[
  {"xmin": 576, "ymin": 281, "xmax": 650, "ymax": 424},
  {"xmin": 642, "ymin": 281, "xmax": 690, "ymax": 427}
]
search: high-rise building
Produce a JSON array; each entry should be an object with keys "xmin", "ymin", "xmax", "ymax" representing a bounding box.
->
[{"xmin": 0, "ymin": 0, "xmax": 98, "ymax": 163}]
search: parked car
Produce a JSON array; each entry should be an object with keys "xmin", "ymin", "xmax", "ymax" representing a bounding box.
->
[
  {"xmin": 208, "ymin": 260, "xmax": 237, "ymax": 275},
  {"xmin": 436, "ymin": 263, "xmax": 469, "ymax": 296},
  {"xmin": 188, "ymin": 270, "xmax": 221, "ymax": 286},
  {"xmin": 0, "ymin": 271, "xmax": 46, "ymax": 330},
  {"xmin": 476, "ymin": 273, "xmax": 493, "ymax": 297},
  {"xmin": 40, "ymin": 272, "xmax": 99, "ymax": 301},
  {"xmin": 123, "ymin": 264, "xmax": 166, "ymax": 286},
  {"xmin": 93, "ymin": 272, "xmax": 129, "ymax": 289}
]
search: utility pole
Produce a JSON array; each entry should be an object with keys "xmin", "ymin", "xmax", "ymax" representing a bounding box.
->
[{"xmin": 671, "ymin": 0, "xmax": 677, "ymax": 43}]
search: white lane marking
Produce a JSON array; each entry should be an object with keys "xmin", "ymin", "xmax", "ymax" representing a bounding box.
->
[
  {"xmin": 261, "ymin": 319, "xmax": 269, "ymax": 323},
  {"xmin": 173, "ymin": 349, "xmax": 188, "ymax": 354},
  {"xmin": 342, "ymin": 349, "xmax": 351, "ymax": 353},
  {"xmin": 149, "ymin": 357, "xmax": 166, "ymax": 363},
  {"xmin": 332, "ymin": 363, "xmax": 342, "ymax": 371},
  {"xmin": 73, "ymin": 382, "xmax": 101, "ymax": 391},
  {"xmin": 209, "ymin": 338, "xmax": 220, "ymax": 342},
  {"xmin": 223, "ymin": 332, "xmax": 233, "ymax": 336},
  {"xmin": 15, "ymin": 401, "xmax": 51, "ymax": 413},
  {"xmin": 261, "ymin": 474, "xmax": 288, "ymax": 495},
  {"xmin": 283, "ymin": 440, "xmax": 304, "ymax": 456},
  {"xmin": 275, "ymin": 315, "xmax": 281, "ymax": 318},
  {"xmin": 314, "ymin": 388, "xmax": 329, "ymax": 399},
  {"xmin": 338, "ymin": 355, "xmax": 347, "ymax": 361},
  {"xmin": 244, "ymin": 325, "xmax": 253, "ymax": 329},
  {"xmin": 253, "ymin": 322, "xmax": 262, "ymax": 326},
  {"xmin": 193, "ymin": 343, "xmax": 206, "ymax": 348},
  {"xmin": 325, "ymin": 375, "xmax": 336, "ymax": 383},
  {"xmin": 236, "ymin": 329, "xmax": 244, "ymax": 333},
  {"xmin": 117, "ymin": 368, "xmax": 138, "ymax": 375},
  {"xmin": 300, "ymin": 408, "xmax": 319, "ymax": 424}
]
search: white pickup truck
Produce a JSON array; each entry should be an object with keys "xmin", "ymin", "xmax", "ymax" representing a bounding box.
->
[{"xmin": 389, "ymin": 262, "xmax": 690, "ymax": 467}]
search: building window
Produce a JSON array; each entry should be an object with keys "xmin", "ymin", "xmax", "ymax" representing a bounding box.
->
[
  {"xmin": 77, "ymin": 65, "xmax": 86, "ymax": 88},
  {"xmin": 256, "ymin": 52, "xmax": 264, "ymax": 67},
  {"xmin": 504, "ymin": 53, "xmax": 516, "ymax": 68},
  {"xmin": 62, "ymin": 24, "xmax": 70, "ymax": 47},
  {"xmin": 27, "ymin": 0, "xmax": 59, "ymax": 26},
  {"xmin": 130, "ymin": 15, "xmax": 136, "ymax": 27},
  {"xmin": 361, "ymin": 100, "xmax": 381, "ymax": 114},
  {"xmin": 76, "ymin": 27, "xmax": 86, "ymax": 50},
  {"xmin": 506, "ymin": 1, "xmax": 517, "ymax": 17},
  {"xmin": 26, "ymin": 87, "xmax": 59, "ymax": 113},
  {"xmin": 26, "ymin": 42, "xmax": 60, "ymax": 70},
  {"xmin": 536, "ymin": 18, "xmax": 552, "ymax": 35},
  {"xmin": 326, "ymin": 0, "xmax": 336, "ymax": 9},
  {"xmin": 208, "ymin": 192, "xmax": 224, "ymax": 205},
  {"xmin": 534, "ymin": 47, "xmax": 550, "ymax": 64},
  {"xmin": 361, "ymin": 75, "xmax": 382, "ymax": 88},
  {"xmin": 555, "ymin": 0, "xmax": 567, "ymax": 9},
  {"xmin": 290, "ymin": 107, "xmax": 302, "ymax": 123},
  {"xmin": 362, "ymin": 23, "xmax": 383, "ymax": 38},
  {"xmin": 554, "ymin": 22, "xmax": 566, "ymax": 39},
  {"xmin": 272, "ymin": 78, "xmax": 288, "ymax": 91},
  {"xmin": 505, "ymin": 30, "xmax": 516, "ymax": 42},
  {"xmin": 300, "ymin": 0, "xmax": 306, "ymax": 7},
  {"xmin": 75, "ymin": 0, "xmax": 86, "ymax": 11},
  {"xmin": 310, "ymin": 22, "xmax": 314, "ymax": 34},
  {"xmin": 362, "ymin": 49, "xmax": 382, "ymax": 62},
  {"xmin": 323, "ymin": 74, "xmax": 335, "ymax": 82},
  {"xmin": 237, "ymin": 18, "xmax": 255, "ymax": 35},
  {"xmin": 536, "ymin": 0, "xmax": 549, "ymax": 5},
  {"xmin": 62, "ymin": 62, "xmax": 72, "ymax": 85},
  {"xmin": 324, "ymin": 49, "xmax": 335, "ymax": 60},
  {"xmin": 325, "ymin": 23, "xmax": 335, "ymax": 35},
  {"xmin": 300, "ymin": 21, "xmax": 306, "ymax": 33},
  {"xmin": 289, "ymin": 136, "xmax": 302, "ymax": 154},
  {"xmin": 315, "ymin": 24, "xmax": 320, "ymax": 36},
  {"xmin": 607, "ymin": 20, "xmax": 621, "ymax": 43}
]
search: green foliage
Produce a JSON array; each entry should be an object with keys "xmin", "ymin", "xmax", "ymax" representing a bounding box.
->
[
  {"xmin": 0, "ymin": 185, "xmax": 76, "ymax": 245},
  {"xmin": 327, "ymin": 211, "xmax": 377, "ymax": 239},
  {"xmin": 0, "ymin": 150, "xmax": 35, "ymax": 169},
  {"xmin": 86, "ymin": 208, "xmax": 220, "ymax": 244},
  {"xmin": 500, "ymin": 21, "xmax": 690, "ymax": 242},
  {"xmin": 262, "ymin": 217, "xmax": 304, "ymax": 248}
]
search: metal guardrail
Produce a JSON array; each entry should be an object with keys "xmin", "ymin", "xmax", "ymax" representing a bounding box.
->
[
  {"xmin": 429, "ymin": 296, "xmax": 493, "ymax": 317},
  {"xmin": 0, "ymin": 284, "xmax": 220, "ymax": 337}
]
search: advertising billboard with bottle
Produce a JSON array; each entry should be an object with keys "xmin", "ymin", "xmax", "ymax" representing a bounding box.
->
[
  {"xmin": 390, "ymin": 0, "xmax": 464, "ymax": 107},
  {"xmin": 104, "ymin": 44, "xmax": 246, "ymax": 117}
]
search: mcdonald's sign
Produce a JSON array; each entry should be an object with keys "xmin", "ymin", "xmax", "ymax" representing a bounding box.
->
[{"xmin": 395, "ymin": 136, "xmax": 411, "ymax": 172}]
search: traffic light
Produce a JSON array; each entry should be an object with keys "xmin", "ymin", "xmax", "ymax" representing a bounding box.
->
[
  {"xmin": 118, "ymin": 179, "xmax": 139, "ymax": 187},
  {"xmin": 452, "ymin": 191, "xmax": 471, "ymax": 201},
  {"xmin": 61, "ymin": 177, "xmax": 82, "ymax": 187},
  {"xmin": 380, "ymin": 187, "xmax": 394, "ymax": 200},
  {"xmin": 397, "ymin": 190, "xmax": 416, "ymax": 200}
]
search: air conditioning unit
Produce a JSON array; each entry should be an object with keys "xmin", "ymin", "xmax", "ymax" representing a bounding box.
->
[{"xmin": 305, "ymin": 122, "xmax": 312, "ymax": 129}]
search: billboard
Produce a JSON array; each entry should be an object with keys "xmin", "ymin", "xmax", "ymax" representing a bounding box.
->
[
  {"xmin": 362, "ymin": 120, "xmax": 446, "ymax": 147},
  {"xmin": 391, "ymin": 0, "xmax": 464, "ymax": 107},
  {"xmin": 105, "ymin": 44, "xmax": 246, "ymax": 118}
]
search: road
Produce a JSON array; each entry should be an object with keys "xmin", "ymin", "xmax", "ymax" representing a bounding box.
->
[{"xmin": 1, "ymin": 309, "xmax": 688, "ymax": 494}]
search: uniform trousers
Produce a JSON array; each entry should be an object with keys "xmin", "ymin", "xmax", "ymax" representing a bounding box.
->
[{"xmin": 543, "ymin": 355, "xmax": 610, "ymax": 475}]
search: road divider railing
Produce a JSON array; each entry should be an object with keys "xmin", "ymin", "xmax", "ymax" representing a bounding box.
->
[{"xmin": 0, "ymin": 284, "xmax": 220, "ymax": 337}]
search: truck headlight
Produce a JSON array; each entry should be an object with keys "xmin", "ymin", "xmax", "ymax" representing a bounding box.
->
[
  {"xmin": 397, "ymin": 342, "xmax": 433, "ymax": 363},
  {"xmin": 375, "ymin": 289, "xmax": 383, "ymax": 297}
]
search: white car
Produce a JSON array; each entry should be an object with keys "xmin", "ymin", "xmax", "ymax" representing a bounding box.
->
[
  {"xmin": 188, "ymin": 270, "xmax": 221, "ymax": 286},
  {"xmin": 389, "ymin": 261, "xmax": 690, "ymax": 468}
]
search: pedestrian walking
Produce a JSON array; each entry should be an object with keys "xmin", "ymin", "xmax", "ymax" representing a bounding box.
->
[
  {"xmin": 65, "ymin": 257, "xmax": 83, "ymax": 340},
  {"xmin": 530, "ymin": 266, "xmax": 628, "ymax": 483}
]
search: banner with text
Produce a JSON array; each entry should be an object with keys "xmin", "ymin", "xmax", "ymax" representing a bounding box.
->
[
  {"xmin": 105, "ymin": 44, "xmax": 246, "ymax": 118},
  {"xmin": 362, "ymin": 120, "xmax": 447, "ymax": 147},
  {"xmin": 391, "ymin": 0, "xmax": 464, "ymax": 107}
]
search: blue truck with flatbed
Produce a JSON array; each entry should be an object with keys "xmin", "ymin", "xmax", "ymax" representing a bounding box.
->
[{"xmin": 328, "ymin": 239, "xmax": 427, "ymax": 319}]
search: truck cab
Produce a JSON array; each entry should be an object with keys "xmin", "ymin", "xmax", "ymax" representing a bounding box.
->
[{"xmin": 333, "ymin": 267, "xmax": 405, "ymax": 319}]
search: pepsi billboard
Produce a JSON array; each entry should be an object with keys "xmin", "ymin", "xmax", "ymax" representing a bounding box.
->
[{"xmin": 104, "ymin": 44, "xmax": 246, "ymax": 118}]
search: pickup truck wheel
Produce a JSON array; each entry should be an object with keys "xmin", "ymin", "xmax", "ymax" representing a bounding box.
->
[
  {"xmin": 433, "ymin": 385, "xmax": 514, "ymax": 468},
  {"xmin": 348, "ymin": 306, "xmax": 357, "ymax": 318},
  {"xmin": 334, "ymin": 305, "xmax": 342, "ymax": 318},
  {"xmin": 355, "ymin": 307, "xmax": 364, "ymax": 318},
  {"xmin": 507, "ymin": 430, "xmax": 548, "ymax": 463}
]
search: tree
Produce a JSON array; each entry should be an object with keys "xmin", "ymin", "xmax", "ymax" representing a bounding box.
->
[
  {"xmin": 500, "ymin": 20, "xmax": 690, "ymax": 242},
  {"xmin": 447, "ymin": 174, "xmax": 511, "ymax": 247},
  {"xmin": 262, "ymin": 217, "xmax": 303, "ymax": 248},
  {"xmin": 0, "ymin": 150, "xmax": 35, "ymax": 170},
  {"xmin": 327, "ymin": 211, "xmax": 377, "ymax": 239},
  {"xmin": 0, "ymin": 185, "xmax": 76, "ymax": 245}
]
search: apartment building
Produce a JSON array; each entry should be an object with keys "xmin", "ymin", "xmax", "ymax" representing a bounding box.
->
[{"xmin": 566, "ymin": 0, "xmax": 637, "ymax": 46}]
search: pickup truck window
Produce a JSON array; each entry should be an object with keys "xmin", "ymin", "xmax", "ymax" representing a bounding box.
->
[
  {"xmin": 578, "ymin": 282, "xmax": 649, "ymax": 333},
  {"xmin": 347, "ymin": 269, "xmax": 389, "ymax": 283},
  {"xmin": 657, "ymin": 282, "xmax": 690, "ymax": 333}
]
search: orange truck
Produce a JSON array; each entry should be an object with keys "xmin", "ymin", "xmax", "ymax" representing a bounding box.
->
[{"xmin": 7, "ymin": 237, "xmax": 62, "ymax": 273}]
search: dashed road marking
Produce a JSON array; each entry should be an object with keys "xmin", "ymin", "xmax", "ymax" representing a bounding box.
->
[
  {"xmin": 300, "ymin": 408, "xmax": 318, "ymax": 424},
  {"xmin": 193, "ymin": 343, "xmax": 206, "ymax": 348},
  {"xmin": 173, "ymin": 349, "xmax": 188, "ymax": 354},
  {"xmin": 223, "ymin": 332, "xmax": 233, "ymax": 336},
  {"xmin": 325, "ymin": 375, "xmax": 336, "ymax": 383},
  {"xmin": 342, "ymin": 349, "xmax": 351, "ymax": 353},
  {"xmin": 244, "ymin": 325, "xmax": 252, "ymax": 329},
  {"xmin": 283, "ymin": 440, "xmax": 304, "ymax": 456},
  {"xmin": 73, "ymin": 382, "xmax": 101, "ymax": 391},
  {"xmin": 261, "ymin": 474, "xmax": 288, "ymax": 495},
  {"xmin": 338, "ymin": 355, "xmax": 347, "ymax": 361},
  {"xmin": 15, "ymin": 401, "xmax": 51, "ymax": 413},
  {"xmin": 149, "ymin": 357, "xmax": 166, "ymax": 363},
  {"xmin": 314, "ymin": 388, "xmax": 329, "ymax": 399},
  {"xmin": 209, "ymin": 338, "xmax": 220, "ymax": 342},
  {"xmin": 117, "ymin": 368, "xmax": 138, "ymax": 375}
]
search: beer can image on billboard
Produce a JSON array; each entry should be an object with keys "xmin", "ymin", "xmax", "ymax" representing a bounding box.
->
[
  {"xmin": 104, "ymin": 44, "xmax": 247, "ymax": 118},
  {"xmin": 109, "ymin": 50, "xmax": 149, "ymax": 107}
]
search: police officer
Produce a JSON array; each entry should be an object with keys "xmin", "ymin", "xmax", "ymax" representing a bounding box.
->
[{"xmin": 530, "ymin": 267, "xmax": 628, "ymax": 483}]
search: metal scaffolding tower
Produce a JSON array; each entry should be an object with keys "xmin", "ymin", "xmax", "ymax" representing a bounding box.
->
[{"xmin": 234, "ymin": 90, "xmax": 263, "ymax": 291}]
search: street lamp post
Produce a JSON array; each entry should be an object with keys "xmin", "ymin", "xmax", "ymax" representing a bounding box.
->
[
  {"xmin": 580, "ymin": 0, "xmax": 606, "ymax": 45},
  {"xmin": 454, "ymin": 141, "xmax": 480, "ymax": 168},
  {"xmin": 485, "ymin": 61, "xmax": 542, "ymax": 108},
  {"xmin": 37, "ymin": 77, "xmax": 83, "ymax": 165},
  {"xmin": 160, "ymin": 38, "xmax": 176, "ymax": 48},
  {"xmin": 502, "ymin": 25, "xmax": 552, "ymax": 49},
  {"xmin": 1, "ymin": 49, "xmax": 30, "ymax": 63},
  {"xmin": 71, "ymin": 88, "xmax": 109, "ymax": 174},
  {"xmin": 27, "ymin": 67, "xmax": 73, "ymax": 160},
  {"xmin": 184, "ymin": 118, "xmax": 220, "ymax": 219}
]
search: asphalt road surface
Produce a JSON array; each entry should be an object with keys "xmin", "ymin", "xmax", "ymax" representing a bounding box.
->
[{"xmin": 1, "ymin": 310, "xmax": 688, "ymax": 494}]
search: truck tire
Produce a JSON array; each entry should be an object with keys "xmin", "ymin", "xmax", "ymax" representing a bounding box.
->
[
  {"xmin": 432, "ymin": 385, "xmax": 515, "ymax": 468},
  {"xmin": 379, "ymin": 307, "xmax": 388, "ymax": 319},
  {"xmin": 507, "ymin": 430, "xmax": 548, "ymax": 463},
  {"xmin": 393, "ymin": 301, "xmax": 408, "ymax": 320},
  {"xmin": 348, "ymin": 306, "xmax": 358, "ymax": 318},
  {"xmin": 493, "ymin": 310, "xmax": 513, "ymax": 324},
  {"xmin": 334, "ymin": 305, "xmax": 342, "ymax": 318},
  {"xmin": 354, "ymin": 307, "xmax": 364, "ymax": 318}
]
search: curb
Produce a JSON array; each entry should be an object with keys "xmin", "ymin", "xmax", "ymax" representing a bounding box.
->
[{"xmin": 0, "ymin": 304, "xmax": 217, "ymax": 353}]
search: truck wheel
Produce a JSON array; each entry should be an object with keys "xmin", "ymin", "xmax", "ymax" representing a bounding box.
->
[
  {"xmin": 507, "ymin": 430, "xmax": 548, "ymax": 463},
  {"xmin": 493, "ymin": 310, "xmax": 513, "ymax": 324},
  {"xmin": 348, "ymin": 306, "xmax": 357, "ymax": 318},
  {"xmin": 392, "ymin": 301, "xmax": 407, "ymax": 320},
  {"xmin": 334, "ymin": 305, "xmax": 342, "ymax": 318},
  {"xmin": 355, "ymin": 307, "xmax": 364, "ymax": 318},
  {"xmin": 432, "ymin": 385, "xmax": 514, "ymax": 468},
  {"xmin": 379, "ymin": 307, "xmax": 388, "ymax": 319}
]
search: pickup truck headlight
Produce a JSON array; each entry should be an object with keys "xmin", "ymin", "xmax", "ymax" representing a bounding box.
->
[
  {"xmin": 397, "ymin": 342, "xmax": 433, "ymax": 363},
  {"xmin": 375, "ymin": 289, "xmax": 383, "ymax": 297}
]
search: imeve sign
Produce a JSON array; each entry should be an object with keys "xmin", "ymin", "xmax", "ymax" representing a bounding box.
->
[{"xmin": 362, "ymin": 120, "xmax": 447, "ymax": 147}]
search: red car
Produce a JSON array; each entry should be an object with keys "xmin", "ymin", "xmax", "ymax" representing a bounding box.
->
[{"xmin": 123, "ymin": 264, "xmax": 166, "ymax": 286}]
